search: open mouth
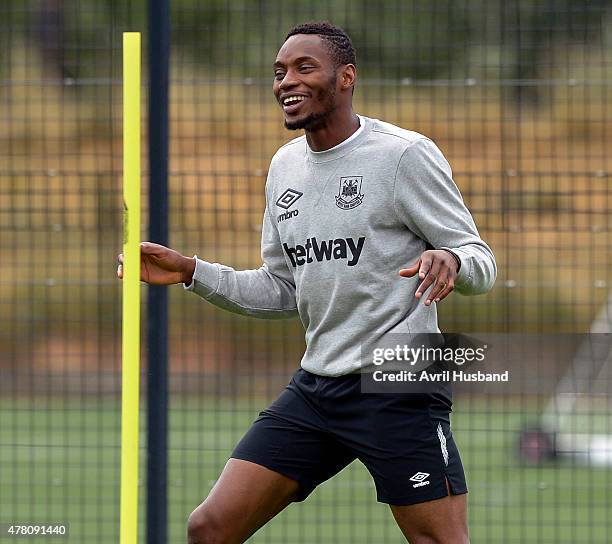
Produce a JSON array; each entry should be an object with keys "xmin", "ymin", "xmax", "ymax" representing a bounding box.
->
[{"xmin": 282, "ymin": 95, "xmax": 308, "ymax": 114}]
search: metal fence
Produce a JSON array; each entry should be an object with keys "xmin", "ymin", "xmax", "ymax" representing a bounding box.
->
[{"xmin": 1, "ymin": 1, "xmax": 611, "ymax": 542}]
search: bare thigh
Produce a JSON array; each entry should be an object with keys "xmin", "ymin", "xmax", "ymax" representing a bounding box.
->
[
  {"xmin": 188, "ymin": 458, "xmax": 300, "ymax": 544},
  {"xmin": 390, "ymin": 483, "xmax": 469, "ymax": 544}
]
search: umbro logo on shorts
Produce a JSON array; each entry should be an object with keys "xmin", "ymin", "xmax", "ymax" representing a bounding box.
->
[{"xmin": 409, "ymin": 472, "xmax": 431, "ymax": 488}]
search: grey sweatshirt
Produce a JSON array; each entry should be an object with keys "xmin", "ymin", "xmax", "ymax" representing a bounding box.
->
[{"xmin": 186, "ymin": 116, "xmax": 496, "ymax": 376}]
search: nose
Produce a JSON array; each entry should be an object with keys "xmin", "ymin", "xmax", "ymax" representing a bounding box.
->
[{"xmin": 279, "ymin": 69, "xmax": 299, "ymax": 91}]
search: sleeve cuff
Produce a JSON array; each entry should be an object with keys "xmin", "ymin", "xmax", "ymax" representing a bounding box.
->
[
  {"xmin": 183, "ymin": 256, "xmax": 220, "ymax": 297},
  {"xmin": 440, "ymin": 247, "xmax": 461, "ymax": 272},
  {"xmin": 441, "ymin": 247, "xmax": 471, "ymax": 287}
]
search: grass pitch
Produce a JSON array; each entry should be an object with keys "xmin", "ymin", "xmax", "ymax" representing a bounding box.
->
[{"xmin": 1, "ymin": 396, "xmax": 610, "ymax": 543}]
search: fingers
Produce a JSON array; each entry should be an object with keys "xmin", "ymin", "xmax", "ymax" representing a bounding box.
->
[
  {"xmin": 398, "ymin": 258, "xmax": 421, "ymax": 278},
  {"xmin": 402, "ymin": 250, "xmax": 458, "ymax": 305},
  {"xmin": 415, "ymin": 259, "xmax": 441, "ymax": 303},
  {"xmin": 432, "ymin": 278, "xmax": 455, "ymax": 303},
  {"xmin": 117, "ymin": 250, "xmax": 150, "ymax": 282},
  {"xmin": 118, "ymin": 243, "xmax": 162, "ymax": 282},
  {"xmin": 417, "ymin": 253, "xmax": 434, "ymax": 280},
  {"xmin": 427, "ymin": 274, "xmax": 455, "ymax": 305},
  {"xmin": 117, "ymin": 253, "xmax": 123, "ymax": 279}
]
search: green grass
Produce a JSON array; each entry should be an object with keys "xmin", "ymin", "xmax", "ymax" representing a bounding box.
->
[{"xmin": 1, "ymin": 396, "xmax": 610, "ymax": 543}]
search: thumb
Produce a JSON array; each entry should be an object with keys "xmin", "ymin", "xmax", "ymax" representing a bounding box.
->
[{"xmin": 399, "ymin": 258, "xmax": 421, "ymax": 277}]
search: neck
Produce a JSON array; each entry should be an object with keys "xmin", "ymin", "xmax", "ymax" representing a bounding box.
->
[{"xmin": 305, "ymin": 109, "xmax": 360, "ymax": 152}]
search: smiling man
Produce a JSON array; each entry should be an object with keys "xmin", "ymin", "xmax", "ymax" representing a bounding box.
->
[{"xmin": 118, "ymin": 21, "xmax": 496, "ymax": 544}]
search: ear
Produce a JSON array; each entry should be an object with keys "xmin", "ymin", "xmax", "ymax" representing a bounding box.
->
[{"xmin": 340, "ymin": 64, "xmax": 356, "ymax": 91}]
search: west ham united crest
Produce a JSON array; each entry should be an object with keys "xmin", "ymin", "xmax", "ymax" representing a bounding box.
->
[{"xmin": 336, "ymin": 176, "xmax": 364, "ymax": 210}]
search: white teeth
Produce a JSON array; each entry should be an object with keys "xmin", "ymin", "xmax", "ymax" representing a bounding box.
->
[{"xmin": 283, "ymin": 96, "xmax": 306, "ymax": 106}]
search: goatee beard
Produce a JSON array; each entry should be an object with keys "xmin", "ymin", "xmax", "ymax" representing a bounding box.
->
[
  {"xmin": 284, "ymin": 100, "xmax": 338, "ymax": 131},
  {"xmin": 285, "ymin": 111, "xmax": 330, "ymax": 131}
]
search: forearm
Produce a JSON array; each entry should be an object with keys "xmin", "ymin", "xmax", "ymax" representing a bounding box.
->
[{"xmin": 184, "ymin": 258, "xmax": 298, "ymax": 319}]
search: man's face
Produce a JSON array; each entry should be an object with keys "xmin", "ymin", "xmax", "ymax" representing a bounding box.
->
[{"xmin": 273, "ymin": 34, "xmax": 340, "ymax": 131}]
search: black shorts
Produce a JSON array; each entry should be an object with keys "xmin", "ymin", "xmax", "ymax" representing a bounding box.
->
[{"xmin": 231, "ymin": 368, "xmax": 468, "ymax": 506}]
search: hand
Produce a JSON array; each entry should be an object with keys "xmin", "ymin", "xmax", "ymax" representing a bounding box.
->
[
  {"xmin": 399, "ymin": 250, "xmax": 458, "ymax": 306},
  {"xmin": 117, "ymin": 242, "xmax": 196, "ymax": 285}
]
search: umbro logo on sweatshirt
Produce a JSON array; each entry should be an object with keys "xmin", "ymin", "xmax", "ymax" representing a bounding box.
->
[
  {"xmin": 276, "ymin": 188, "xmax": 303, "ymax": 223},
  {"xmin": 276, "ymin": 188, "xmax": 303, "ymax": 209},
  {"xmin": 283, "ymin": 236, "xmax": 366, "ymax": 267}
]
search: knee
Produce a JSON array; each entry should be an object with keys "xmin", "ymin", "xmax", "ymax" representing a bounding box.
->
[{"xmin": 187, "ymin": 506, "xmax": 231, "ymax": 544}]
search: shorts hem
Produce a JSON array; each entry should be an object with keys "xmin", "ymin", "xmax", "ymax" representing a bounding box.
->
[{"xmin": 377, "ymin": 488, "xmax": 468, "ymax": 506}]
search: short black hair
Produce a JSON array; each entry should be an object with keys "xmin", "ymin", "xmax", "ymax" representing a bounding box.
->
[{"xmin": 285, "ymin": 21, "xmax": 356, "ymax": 67}]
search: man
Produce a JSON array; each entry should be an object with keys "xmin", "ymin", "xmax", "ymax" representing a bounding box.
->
[{"xmin": 118, "ymin": 22, "xmax": 496, "ymax": 544}]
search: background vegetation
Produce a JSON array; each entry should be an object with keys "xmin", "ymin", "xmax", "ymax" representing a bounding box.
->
[
  {"xmin": 2, "ymin": 0, "xmax": 611, "ymax": 375},
  {"xmin": 1, "ymin": 2, "xmax": 611, "ymax": 541}
]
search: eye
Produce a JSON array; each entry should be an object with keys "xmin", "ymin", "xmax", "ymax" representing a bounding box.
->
[
  {"xmin": 299, "ymin": 65, "xmax": 315, "ymax": 72},
  {"xmin": 274, "ymin": 71, "xmax": 285, "ymax": 80}
]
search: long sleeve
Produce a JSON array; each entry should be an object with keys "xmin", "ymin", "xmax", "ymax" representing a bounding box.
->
[
  {"xmin": 184, "ymin": 200, "xmax": 298, "ymax": 319},
  {"xmin": 393, "ymin": 138, "xmax": 497, "ymax": 295}
]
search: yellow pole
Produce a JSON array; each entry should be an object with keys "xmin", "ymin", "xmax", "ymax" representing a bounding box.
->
[{"xmin": 121, "ymin": 31, "xmax": 141, "ymax": 544}]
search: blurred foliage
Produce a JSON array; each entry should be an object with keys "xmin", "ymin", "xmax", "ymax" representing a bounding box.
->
[
  {"xmin": 1, "ymin": 0, "xmax": 611, "ymax": 365},
  {"xmin": 1, "ymin": 0, "xmax": 611, "ymax": 84}
]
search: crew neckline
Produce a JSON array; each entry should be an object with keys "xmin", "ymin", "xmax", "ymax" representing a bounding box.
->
[{"xmin": 306, "ymin": 115, "xmax": 370, "ymax": 163}]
